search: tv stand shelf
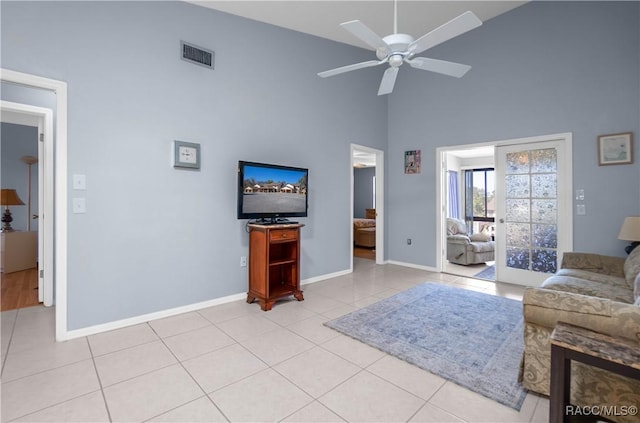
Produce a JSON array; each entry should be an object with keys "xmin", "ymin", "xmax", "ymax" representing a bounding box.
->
[
  {"xmin": 270, "ymin": 259, "xmax": 296, "ymax": 266},
  {"xmin": 246, "ymin": 223, "xmax": 304, "ymax": 311}
]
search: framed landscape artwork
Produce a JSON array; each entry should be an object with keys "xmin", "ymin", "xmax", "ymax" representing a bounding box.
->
[{"xmin": 597, "ymin": 132, "xmax": 633, "ymax": 166}]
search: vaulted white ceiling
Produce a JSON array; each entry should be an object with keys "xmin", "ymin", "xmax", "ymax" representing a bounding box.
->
[{"xmin": 187, "ymin": 1, "xmax": 527, "ymax": 50}]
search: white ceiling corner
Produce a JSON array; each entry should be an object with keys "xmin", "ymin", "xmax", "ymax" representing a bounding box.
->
[{"xmin": 186, "ymin": 1, "xmax": 528, "ymax": 51}]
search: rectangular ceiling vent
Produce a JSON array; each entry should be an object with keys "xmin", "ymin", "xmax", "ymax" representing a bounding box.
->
[{"xmin": 181, "ymin": 41, "xmax": 214, "ymax": 69}]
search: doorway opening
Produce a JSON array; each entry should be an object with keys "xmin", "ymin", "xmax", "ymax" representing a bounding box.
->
[
  {"xmin": 436, "ymin": 133, "xmax": 573, "ymax": 287},
  {"xmin": 0, "ymin": 109, "xmax": 47, "ymax": 311},
  {"xmin": 441, "ymin": 145, "xmax": 496, "ymax": 281},
  {"xmin": 1, "ymin": 69, "xmax": 68, "ymax": 341},
  {"xmin": 351, "ymin": 144, "xmax": 384, "ymax": 268}
]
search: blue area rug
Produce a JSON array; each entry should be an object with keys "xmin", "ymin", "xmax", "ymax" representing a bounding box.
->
[
  {"xmin": 474, "ymin": 265, "xmax": 495, "ymax": 281},
  {"xmin": 324, "ymin": 282, "xmax": 527, "ymax": 410}
]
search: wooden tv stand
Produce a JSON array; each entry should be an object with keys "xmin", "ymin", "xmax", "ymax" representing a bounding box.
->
[{"xmin": 246, "ymin": 223, "xmax": 304, "ymax": 311}]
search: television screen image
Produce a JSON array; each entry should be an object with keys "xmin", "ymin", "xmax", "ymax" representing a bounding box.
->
[{"xmin": 237, "ymin": 161, "xmax": 308, "ymax": 220}]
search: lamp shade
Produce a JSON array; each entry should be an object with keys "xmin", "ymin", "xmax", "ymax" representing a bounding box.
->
[
  {"xmin": 618, "ymin": 216, "xmax": 640, "ymax": 241},
  {"xmin": 0, "ymin": 189, "xmax": 25, "ymax": 206}
]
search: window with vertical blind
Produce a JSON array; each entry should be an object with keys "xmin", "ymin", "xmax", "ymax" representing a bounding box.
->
[
  {"xmin": 447, "ymin": 171, "xmax": 460, "ymax": 219},
  {"xmin": 464, "ymin": 168, "xmax": 495, "ymax": 234}
]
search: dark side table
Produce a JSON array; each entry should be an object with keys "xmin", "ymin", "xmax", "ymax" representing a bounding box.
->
[{"xmin": 549, "ymin": 322, "xmax": 640, "ymax": 422}]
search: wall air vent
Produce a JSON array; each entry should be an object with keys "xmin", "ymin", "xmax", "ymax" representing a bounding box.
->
[{"xmin": 181, "ymin": 41, "xmax": 215, "ymax": 69}]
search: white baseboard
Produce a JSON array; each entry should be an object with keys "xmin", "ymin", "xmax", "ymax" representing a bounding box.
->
[
  {"xmin": 301, "ymin": 268, "xmax": 351, "ymax": 285},
  {"xmin": 386, "ymin": 260, "xmax": 438, "ymax": 272},
  {"xmin": 61, "ymin": 268, "xmax": 353, "ymax": 341},
  {"xmin": 62, "ymin": 292, "xmax": 247, "ymax": 340}
]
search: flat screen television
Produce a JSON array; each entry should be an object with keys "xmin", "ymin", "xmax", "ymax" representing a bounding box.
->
[{"xmin": 237, "ymin": 160, "xmax": 308, "ymax": 223}]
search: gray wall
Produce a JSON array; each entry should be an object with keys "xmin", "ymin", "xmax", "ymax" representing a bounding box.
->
[
  {"xmin": 1, "ymin": 1, "xmax": 387, "ymax": 330},
  {"xmin": 1, "ymin": 123, "xmax": 38, "ymax": 232},
  {"xmin": 2, "ymin": 1, "xmax": 638, "ymax": 331},
  {"xmin": 387, "ymin": 1, "xmax": 640, "ymax": 266},
  {"xmin": 354, "ymin": 167, "xmax": 375, "ymax": 218}
]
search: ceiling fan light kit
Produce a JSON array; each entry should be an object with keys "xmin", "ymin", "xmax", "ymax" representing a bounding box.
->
[{"xmin": 318, "ymin": 5, "xmax": 483, "ymax": 96}]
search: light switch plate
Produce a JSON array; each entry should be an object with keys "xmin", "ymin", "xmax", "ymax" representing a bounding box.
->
[
  {"xmin": 575, "ymin": 189, "xmax": 584, "ymax": 201},
  {"xmin": 73, "ymin": 174, "xmax": 86, "ymax": 190},
  {"xmin": 72, "ymin": 198, "xmax": 86, "ymax": 214}
]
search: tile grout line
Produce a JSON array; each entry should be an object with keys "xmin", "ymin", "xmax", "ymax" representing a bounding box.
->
[
  {"xmin": 1, "ymin": 308, "xmax": 20, "ymax": 376},
  {"xmin": 86, "ymin": 335, "xmax": 114, "ymax": 423},
  {"xmin": 278, "ymin": 399, "xmax": 348, "ymax": 423}
]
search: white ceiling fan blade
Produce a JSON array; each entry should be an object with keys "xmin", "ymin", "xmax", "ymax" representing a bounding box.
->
[
  {"xmin": 318, "ymin": 60, "xmax": 382, "ymax": 78},
  {"xmin": 341, "ymin": 20, "xmax": 389, "ymax": 51},
  {"xmin": 407, "ymin": 57, "xmax": 471, "ymax": 78},
  {"xmin": 409, "ymin": 11, "xmax": 482, "ymax": 55},
  {"xmin": 378, "ymin": 67, "xmax": 399, "ymax": 96}
]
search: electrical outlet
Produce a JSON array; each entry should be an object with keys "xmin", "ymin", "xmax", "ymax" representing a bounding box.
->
[
  {"xmin": 407, "ymin": 238, "xmax": 412, "ymax": 245},
  {"xmin": 240, "ymin": 256, "xmax": 247, "ymax": 267}
]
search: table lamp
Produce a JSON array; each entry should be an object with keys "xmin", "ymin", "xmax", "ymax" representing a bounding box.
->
[
  {"xmin": 618, "ymin": 216, "xmax": 640, "ymax": 254},
  {"xmin": 1, "ymin": 189, "xmax": 25, "ymax": 232}
]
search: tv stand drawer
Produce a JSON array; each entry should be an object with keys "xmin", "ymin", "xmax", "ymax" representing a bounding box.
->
[{"xmin": 270, "ymin": 229, "xmax": 298, "ymax": 242}]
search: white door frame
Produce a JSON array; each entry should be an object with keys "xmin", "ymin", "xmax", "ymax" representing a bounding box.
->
[
  {"xmin": 435, "ymin": 133, "xmax": 573, "ymax": 279},
  {"xmin": 351, "ymin": 144, "xmax": 385, "ymax": 268},
  {"xmin": 1, "ymin": 68, "xmax": 68, "ymax": 341},
  {"xmin": 1, "ymin": 101, "xmax": 53, "ymax": 305}
]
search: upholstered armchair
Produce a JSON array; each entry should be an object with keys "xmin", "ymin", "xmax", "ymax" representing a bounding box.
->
[{"xmin": 446, "ymin": 218, "xmax": 495, "ymax": 265}]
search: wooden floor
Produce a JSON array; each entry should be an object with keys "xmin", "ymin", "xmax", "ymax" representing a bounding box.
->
[
  {"xmin": 354, "ymin": 246, "xmax": 376, "ymax": 260},
  {"xmin": 1, "ymin": 268, "xmax": 40, "ymax": 311}
]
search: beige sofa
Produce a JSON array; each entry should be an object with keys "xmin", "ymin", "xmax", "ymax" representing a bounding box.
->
[{"xmin": 520, "ymin": 248, "xmax": 640, "ymax": 423}]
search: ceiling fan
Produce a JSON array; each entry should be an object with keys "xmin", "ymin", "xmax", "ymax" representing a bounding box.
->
[{"xmin": 318, "ymin": 1, "xmax": 483, "ymax": 96}]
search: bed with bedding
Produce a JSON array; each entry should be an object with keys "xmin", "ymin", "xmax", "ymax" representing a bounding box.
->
[{"xmin": 354, "ymin": 208, "xmax": 376, "ymax": 248}]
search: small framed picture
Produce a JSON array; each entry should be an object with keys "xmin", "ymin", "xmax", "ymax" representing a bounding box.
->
[
  {"xmin": 404, "ymin": 150, "xmax": 421, "ymax": 174},
  {"xmin": 597, "ymin": 132, "xmax": 633, "ymax": 166},
  {"xmin": 174, "ymin": 140, "xmax": 201, "ymax": 169}
]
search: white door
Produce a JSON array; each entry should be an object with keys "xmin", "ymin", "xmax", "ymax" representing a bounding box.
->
[
  {"xmin": 36, "ymin": 116, "xmax": 45, "ymax": 302},
  {"xmin": 495, "ymin": 136, "xmax": 572, "ymax": 286}
]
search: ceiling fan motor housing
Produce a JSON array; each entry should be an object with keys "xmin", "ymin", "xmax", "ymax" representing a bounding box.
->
[{"xmin": 379, "ymin": 33, "xmax": 415, "ymax": 62}]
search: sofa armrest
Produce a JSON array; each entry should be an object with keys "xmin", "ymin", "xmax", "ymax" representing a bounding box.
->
[
  {"xmin": 523, "ymin": 287, "xmax": 640, "ymax": 342},
  {"xmin": 447, "ymin": 234, "xmax": 470, "ymax": 245},
  {"xmin": 561, "ymin": 252, "xmax": 626, "ymax": 278}
]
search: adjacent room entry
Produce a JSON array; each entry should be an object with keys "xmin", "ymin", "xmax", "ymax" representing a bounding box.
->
[
  {"xmin": 351, "ymin": 144, "xmax": 384, "ymax": 266},
  {"xmin": 1, "ymin": 101, "xmax": 54, "ymax": 309},
  {"xmin": 438, "ymin": 133, "xmax": 572, "ymax": 287}
]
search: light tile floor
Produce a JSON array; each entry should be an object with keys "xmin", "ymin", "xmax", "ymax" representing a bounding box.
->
[
  {"xmin": 1, "ymin": 259, "xmax": 548, "ymax": 422},
  {"xmin": 443, "ymin": 261, "xmax": 495, "ymax": 280}
]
